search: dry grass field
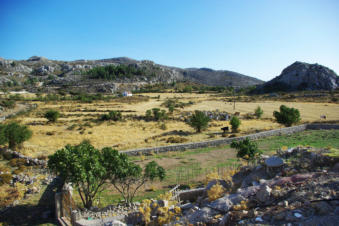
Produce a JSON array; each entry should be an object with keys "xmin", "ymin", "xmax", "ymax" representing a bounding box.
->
[{"xmin": 5, "ymin": 92, "xmax": 339, "ymax": 157}]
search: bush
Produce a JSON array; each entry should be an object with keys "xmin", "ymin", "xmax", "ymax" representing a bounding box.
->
[
  {"xmin": 254, "ymin": 106, "xmax": 263, "ymax": 119},
  {"xmin": 44, "ymin": 110, "xmax": 60, "ymax": 123},
  {"xmin": 166, "ymin": 136, "xmax": 188, "ymax": 143},
  {"xmin": 0, "ymin": 173, "xmax": 12, "ymax": 185},
  {"xmin": 187, "ymin": 110, "xmax": 210, "ymax": 133},
  {"xmin": 100, "ymin": 110, "xmax": 122, "ymax": 121},
  {"xmin": 231, "ymin": 138, "xmax": 262, "ymax": 162},
  {"xmin": 0, "ymin": 100, "xmax": 16, "ymax": 109},
  {"xmin": 145, "ymin": 108, "xmax": 168, "ymax": 121},
  {"xmin": 230, "ymin": 116, "xmax": 241, "ymax": 132},
  {"xmin": 8, "ymin": 158, "xmax": 27, "ymax": 167},
  {"xmin": 0, "ymin": 122, "xmax": 32, "ymax": 150},
  {"xmin": 273, "ymin": 105, "xmax": 301, "ymax": 126}
]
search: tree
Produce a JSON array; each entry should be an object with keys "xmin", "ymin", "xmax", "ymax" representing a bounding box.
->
[
  {"xmin": 188, "ymin": 110, "xmax": 210, "ymax": 133},
  {"xmin": 231, "ymin": 138, "xmax": 262, "ymax": 163},
  {"xmin": 44, "ymin": 110, "xmax": 60, "ymax": 123},
  {"xmin": 107, "ymin": 158, "xmax": 165, "ymax": 205},
  {"xmin": 254, "ymin": 106, "xmax": 263, "ymax": 119},
  {"xmin": 0, "ymin": 122, "xmax": 32, "ymax": 150},
  {"xmin": 230, "ymin": 116, "xmax": 241, "ymax": 132},
  {"xmin": 100, "ymin": 110, "xmax": 122, "ymax": 121},
  {"xmin": 273, "ymin": 105, "xmax": 300, "ymax": 127},
  {"xmin": 48, "ymin": 141, "xmax": 113, "ymax": 209}
]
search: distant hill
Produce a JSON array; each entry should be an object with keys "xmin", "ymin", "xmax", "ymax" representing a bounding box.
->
[
  {"xmin": 0, "ymin": 56, "xmax": 263, "ymax": 93},
  {"xmin": 255, "ymin": 61, "xmax": 339, "ymax": 93}
]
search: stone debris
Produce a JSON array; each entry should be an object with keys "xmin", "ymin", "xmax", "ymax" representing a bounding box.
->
[{"xmin": 145, "ymin": 146, "xmax": 339, "ymax": 225}]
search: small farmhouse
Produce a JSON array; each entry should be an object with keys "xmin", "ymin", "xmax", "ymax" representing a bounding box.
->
[{"xmin": 122, "ymin": 91, "xmax": 132, "ymax": 97}]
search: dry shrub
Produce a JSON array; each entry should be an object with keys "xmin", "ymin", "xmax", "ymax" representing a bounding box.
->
[
  {"xmin": 0, "ymin": 173, "xmax": 12, "ymax": 185},
  {"xmin": 0, "ymin": 185, "xmax": 20, "ymax": 207},
  {"xmin": 166, "ymin": 136, "xmax": 188, "ymax": 143},
  {"xmin": 205, "ymin": 171, "xmax": 220, "ymax": 185},
  {"xmin": 13, "ymin": 165, "xmax": 27, "ymax": 175},
  {"xmin": 8, "ymin": 158, "xmax": 27, "ymax": 167},
  {"xmin": 207, "ymin": 182, "xmax": 225, "ymax": 201}
]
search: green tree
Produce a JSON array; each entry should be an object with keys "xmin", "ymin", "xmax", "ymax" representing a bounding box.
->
[
  {"xmin": 0, "ymin": 122, "xmax": 32, "ymax": 150},
  {"xmin": 188, "ymin": 110, "xmax": 210, "ymax": 133},
  {"xmin": 230, "ymin": 116, "xmax": 241, "ymax": 132},
  {"xmin": 273, "ymin": 105, "xmax": 301, "ymax": 126},
  {"xmin": 254, "ymin": 106, "xmax": 264, "ymax": 119},
  {"xmin": 100, "ymin": 110, "xmax": 122, "ymax": 121},
  {"xmin": 231, "ymin": 138, "xmax": 262, "ymax": 163},
  {"xmin": 48, "ymin": 141, "xmax": 114, "ymax": 209},
  {"xmin": 108, "ymin": 158, "xmax": 165, "ymax": 205},
  {"xmin": 44, "ymin": 110, "xmax": 60, "ymax": 123}
]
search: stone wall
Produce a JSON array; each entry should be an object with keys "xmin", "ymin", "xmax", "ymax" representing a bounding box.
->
[{"xmin": 123, "ymin": 124, "xmax": 339, "ymax": 156}]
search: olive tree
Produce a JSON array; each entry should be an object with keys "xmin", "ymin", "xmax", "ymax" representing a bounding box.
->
[
  {"xmin": 188, "ymin": 110, "xmax": 210, "ymax": 133},
  {"xmin": 0, "ymin": 122, "xmax": 32, "ymax": 150}
]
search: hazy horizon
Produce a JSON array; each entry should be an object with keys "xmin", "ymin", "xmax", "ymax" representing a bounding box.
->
[{"xmin": 1, "ymin": 0, "xmax": 338, "ymax": 81}]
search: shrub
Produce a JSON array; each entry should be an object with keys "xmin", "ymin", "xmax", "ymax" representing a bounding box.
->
[
  {"xmin": 0, "ymin": 173, "xmax": 12, "ymax": 185},
  {"xmin": 187, "ymin": 110, "xmax": 210, "ymax": 133},
  {"xmin": 231, "ymin": 138, "xmax": 262, "ymax": 163},
  {"xmin": 8, "ymin": 158, "xmax": 27, "ymax": 167},
  {"xmin": 100, "ymin": 110, "xmax": 122, "ymax": 121},
  {"xmin": 207, "ymin": 182, "xmax": 225, "ymax": 201},
  {"xmin": 145, "ymin": 108, "xmax": 168, "ymax": 121},
  {"xmin": 166, "ymin": 136, "xmax": 188, "ymax": 143},
  {"xmin": 0, "ymin": 100, "xmax": 16, "ymax": 109},
  {"xmin": 254, "ymin": 106, "xmax": 263, "ymax": 119},
  {"xmin": 0, "ymin": 122, "xmax": 32, "ymax": 150},
  {"xmin": 230, "ymin": 116, "xmax": 241, "ymax": 132},
  {"xmin": 44, "ymin": 110, "xmax": 60, "ymax": 123},
  {"xmin": 160, "ymin": 123, "xmax": 167, "ymax": 130},
  {"xmin": 273, "ymin": 105, "xmax": 301, "ymax": 126}
]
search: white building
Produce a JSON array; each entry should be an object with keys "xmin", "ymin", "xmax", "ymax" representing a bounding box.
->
[{"xmin": 122, "ymin": 91, "xmax": 132, "ymax": 97}]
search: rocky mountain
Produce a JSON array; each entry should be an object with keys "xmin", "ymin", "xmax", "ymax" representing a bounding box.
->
[
  {"xmin": 0, "ymin": 56, "xmax": 263, "ymax": 93},
  {"xmin": 256, "ymin": 61, "xmax": 339, "ymax": 93}
]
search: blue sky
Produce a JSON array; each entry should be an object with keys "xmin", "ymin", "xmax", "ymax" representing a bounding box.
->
[{"xmin": 0, "ymin": 0, "xmax": 338, "ymax": 81}]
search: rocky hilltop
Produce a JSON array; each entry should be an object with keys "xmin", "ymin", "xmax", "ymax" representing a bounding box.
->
[
  {"xmin": 0, "ymin": 56, "xmax": 263, "ymax": 93},
  {"xmin": 256, "ymin": 61, "xmax": 339, "ymax": 93}
]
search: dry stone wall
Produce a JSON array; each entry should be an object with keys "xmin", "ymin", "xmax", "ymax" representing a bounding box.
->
[{"xmin": 123, "ymin": 124, "xmax": 339, "ymax": 156}]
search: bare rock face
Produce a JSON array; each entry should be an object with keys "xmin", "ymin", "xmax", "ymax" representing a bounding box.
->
[{"xmin": 258, "ymin": 61, "xmax": 339, "ymax": 92}]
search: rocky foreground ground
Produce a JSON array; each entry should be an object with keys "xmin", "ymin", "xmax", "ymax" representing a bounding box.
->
[{"xmin": 123, "ymin": 147, "xmax": 339, "ymax": 225}]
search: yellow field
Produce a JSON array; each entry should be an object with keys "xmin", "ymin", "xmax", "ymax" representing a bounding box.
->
[{"xmin": 7, "ymin": 93, "xmax": 339, "ymax": 157}]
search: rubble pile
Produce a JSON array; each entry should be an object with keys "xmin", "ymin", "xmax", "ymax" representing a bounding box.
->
[{"xmin": 131, "ymin": 147, "xmax": 339, "ymax": 225}]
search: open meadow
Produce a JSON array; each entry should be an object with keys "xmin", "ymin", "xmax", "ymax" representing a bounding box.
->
[{"xmin": 4, "ymin": 92, "xmax": 339, "ymax": 158}]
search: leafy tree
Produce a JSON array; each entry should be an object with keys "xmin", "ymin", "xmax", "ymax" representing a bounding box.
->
[
  {"xmin": 107, "ymin": 158, "xmax": 165, "ymax": 205},
  {"xmin": 273, "ymin": 105, "xmax": 300, "ymax": 126},
  {"xmin": 48, "ymin": 141, "xmax": 113, "ymax": 209},
  {"xmin": 0, "ymin": 122, "xmax": 32, "ymax": 150},
  {"xmin": 188, "ymin": 110, "xmax": 210, "ymax": 133},
  {"xmin": 231, "ymin": 138, "xmax": 262, "ymax": 163},
  {"xmin": 230, "ymin": 116, "xmax": 241, "ymax": 132},
  {"xmin": 254, "ymin": 106, "xmax": 263, "ymax": 119},
  {"xmin": 100, "ymin": 110, "xmax": 122, "ymax": 121},
  {"xmin": 145, "ymin": 108, "xmax": 168, "ymax": 121},
  {"xmin": 44, "ymin": 110, "xmax": 60, "ymax": 123}
]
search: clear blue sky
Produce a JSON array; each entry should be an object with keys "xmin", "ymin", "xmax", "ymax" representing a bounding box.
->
[{"xmin": 1, "ymin": 0, "xmax": 338, "ymax": 81}]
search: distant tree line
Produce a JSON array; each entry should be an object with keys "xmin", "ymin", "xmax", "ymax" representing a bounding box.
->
[{"xmin": 87, "ymin": 64, "xmax": 153, "ymax": 80}]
